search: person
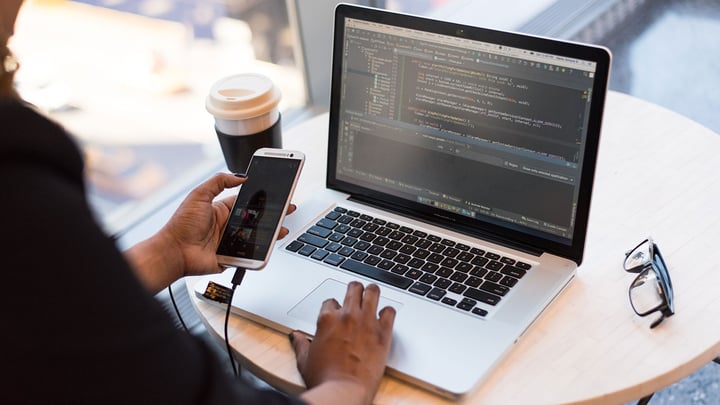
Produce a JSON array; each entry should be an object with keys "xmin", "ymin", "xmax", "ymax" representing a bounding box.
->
[{"xmin": 0, "ymin": 1, "xmax": 396, "ymax": 404}]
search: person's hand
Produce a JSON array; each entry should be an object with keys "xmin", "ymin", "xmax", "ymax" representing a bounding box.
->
[
  {"xmin": 161, "ymin": 172, "xmax": 296, "ymax": 277},
  {"xmin": 159, "ymin": 172, "xmax": 243, "ymax": 277},
  {"xmin": 291, "ymin": 282, "xmax": 396, "ymax": 405},
  {"xmin": 125, "ymin": 172, "xmax": 296, "ymax": 294}
]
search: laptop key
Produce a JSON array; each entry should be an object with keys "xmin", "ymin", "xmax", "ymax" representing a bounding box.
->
[
  {"xmin": 325, "ymin": 242, "xmax": 342, "ymax": 252},
  {"xmin": 378, "ymin": 260, "xmax": 395, "ymax": 270},
  {"xmin": 364, "ymin": 255, "xmax": 381, "ymax": 266},
  {"xmin": 406, "ymin": 269, "xmax": 422, "ymax": 279},
  {"xmin": 335, "ymin": 224, "xmax": 351, "ymax": 234},
  {"xmin": 456, "ymin": 252, "xmax": 474, "ymax": 262},
  {"xmin": 435, "ymin": 267, "xmax": 453, "ymax": 278},
  {"xmin": 376, "ymin": 227, "xmax": 391, "ymax": 236},
  {"xmin": 298, "ymin": 233, "xmax": 328, "ymax": 248},
  {"xmin": 464, "ymin": 288, "xmax": 501, "ymax": 305},
  {"xmin": 434, "ymin": 278, "xmax": 452, "ymax": 289},
  {"xmin": 413, "ymin": 249, "xmax": 430, "ymax": 259},
  {"xmin": 367, "ymin": 245, "xmax": 383, "ymax": 255},
  {"xmin": 325, "ymin": 211, "xmax": 342, "ymax": 220},
  {"xmin": 427, "ymin": 287, "xmax": 446, "ymax": 301},
  {"xmin": 340, "ymin": 259, "xmax": 413, "ymax": 289},
  {"xmin": 347, "ymin": 228, "xmax": 363, "ymax": 238},
  {"xmin": 427, "ymin": 253, "xmax": 443, "ymax": 264},
  {"xmin": 456, "ymin": 262, "xmax": 473, "ymax": 273},
  {"xmin": 449, "ymin": 283, "xmax": 466, "ymax": 294},
  {"xmin": 415, "ymin": 239, "xmax": 432, "ymax": 249},
  {"xmin": 500, "ymin": 256, "xmax": 516, "ymax": 265},
  {"xmin": 407, "ymin": 258, "xmax": 424, "ymax": 269},
  {"xmin": 465, "ymin": 276, "xmax": 482, "ymax": 288},
  {"xmin": 500, "ymin": 265, "xmax": 527, "ymax": 279},
  {"xmin": 298, "ymin": 245, "xmax": 317, "ymax": 257},
  {"xmin": 441, "ymin": 297, "xmax": 457, "ymax": 306},
  {"xmin": 311, "ymin": 250, "xmax": 330, "ymax": 261},
  {"xmin": 394, "ymin": 254, "xmax": 411, "ymax": 264},
  {"xmin": 469, "ymin": 267, "xmax": 487, "ymax": 278},
  {"xmin": 338, "ymin": 247, "xmax": 355, "ymax": 257},
  {"xmin": 316, "ymin": 218, "xmax": 338, "ymax": 230},
  {"xmin": 307, "ymin": 225, "xmax": 332, "ymax": 238},
  {"xmin": 500, "ymin": 276, "xmax": 519, "ymax": 288},
  {"xmin": 457, "ymin": 298, "xmax": 475, "ymax": 311},
  {"xmin": 354, "ymin": 241, "xmax": 371, "ymax": 251},
  {"xmin": 285, "ymin": 240, "xmax": 304, "ymax": 252},
  {"xmin": 391, "ymin": 264, "xmax": 409, "ymax": 275},
  {"xmin": 341, "ymin": 237, "xmax": 358, "ymax": 246},
  {"xmin": 480, "ymin": 281, "xmax": 510, "ymax": 296},
  {"xmin": 419, "ymin": 273, "xmax": 437, "ymax": 284},
  {"xmin": 516, "ymin": 261, "xmax": 532, "ymax": 270},
  {"xmin": 409, "ymin": 282, "xmax": 432, "ymax": 296},
  {"xmin": 472, "ymin": 307, "xmax": 489, "ymax": 317},
  {"xmin": 441, "ymin": 239, "xmax": 456, "ymax": 247},
  {"xmin": 363, "ymin": 223, "xmax": 379, "ymax": 232},
  {"xmin": 388, "ymin": 231, "xmax": 405, "ymax": 240},
  {"xmin": 324, "ymin": 254, "xmax": 346, "ymax": 266},
  {"xmin": 486, "ymin": 260, "xmax": 503, "ymax": 271}
]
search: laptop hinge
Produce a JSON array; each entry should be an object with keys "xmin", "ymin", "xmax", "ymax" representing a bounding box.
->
[{"xmin": 348, "ymin": 195, "xmax": 543, "ymax": 257}]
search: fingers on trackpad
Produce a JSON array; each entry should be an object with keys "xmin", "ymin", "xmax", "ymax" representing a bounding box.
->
[{"xmin": 287, "ymin": 278, "xmax": 403, "ymax": 330}]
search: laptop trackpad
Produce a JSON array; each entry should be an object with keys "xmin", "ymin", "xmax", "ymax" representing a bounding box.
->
[{"xmin": 288, "ymin": 279, "xmax": 403, "ymax": 329}]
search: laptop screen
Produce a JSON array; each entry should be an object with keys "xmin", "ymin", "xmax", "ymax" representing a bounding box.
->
[{"xmin": 328, "ymin": 5, "xmax": 610, "ymax": 263}]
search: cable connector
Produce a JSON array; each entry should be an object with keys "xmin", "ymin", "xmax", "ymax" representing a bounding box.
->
[{"xmin": 201, "ymin": 281, "xmax": 233, "ymax": 304}]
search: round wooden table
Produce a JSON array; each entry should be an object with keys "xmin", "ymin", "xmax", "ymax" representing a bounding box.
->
[{"xmin": 189, "ymin": 90, "xmax": 720, "ymax": 404}]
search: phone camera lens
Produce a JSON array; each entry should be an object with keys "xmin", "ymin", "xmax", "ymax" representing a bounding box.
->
[{"xmin": 289, "ymin": 153, "xmax": 294, "ymax": 157}]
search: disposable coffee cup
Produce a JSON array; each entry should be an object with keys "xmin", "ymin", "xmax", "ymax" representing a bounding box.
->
[{"xmin": 206, "ymin": 73, "xmax": 282, "ymax": 174}]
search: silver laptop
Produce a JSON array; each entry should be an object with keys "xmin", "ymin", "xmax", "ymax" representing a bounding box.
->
[{"xmin": 195, "ymin": 3, "xmax": 610, "ymax": 399}]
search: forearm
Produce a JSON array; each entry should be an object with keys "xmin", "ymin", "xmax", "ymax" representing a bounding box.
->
[
  {"xmin": 124, "ymin": 231, "xmax": 184, "ymax": 295},
  {"xmin": 300, "ymin": 380, "xmax": 371, "ymax": 405}
]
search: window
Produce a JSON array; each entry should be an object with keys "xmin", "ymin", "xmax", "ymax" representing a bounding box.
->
[{"xmin": 10, "ymin": 0, "xmax": 306, "ymax": 234}]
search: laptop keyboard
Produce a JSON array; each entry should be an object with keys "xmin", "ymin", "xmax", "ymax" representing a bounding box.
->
[{"xmin": 285, "ymin": 206, "xmax": 532, "ymax": 317}]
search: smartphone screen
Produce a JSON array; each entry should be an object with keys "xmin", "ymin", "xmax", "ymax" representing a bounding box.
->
[{"xmin": 216, "ymin": 154, "xmax": 302, "ymax": 266}]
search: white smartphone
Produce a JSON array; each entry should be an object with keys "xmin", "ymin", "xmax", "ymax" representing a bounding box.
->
[{"xmin": 216, "ymin": 148, "xmax": 305, "ymax": 269}]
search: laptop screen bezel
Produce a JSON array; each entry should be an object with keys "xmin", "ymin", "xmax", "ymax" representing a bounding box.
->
[{"xmin": 326, "ymin": 4, "xmax": 611, "ymax": 265}]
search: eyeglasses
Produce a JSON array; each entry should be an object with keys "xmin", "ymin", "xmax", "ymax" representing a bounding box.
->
[{"xmin": 623, "ymin": 237, "xmax": 674, "ymax": 328}]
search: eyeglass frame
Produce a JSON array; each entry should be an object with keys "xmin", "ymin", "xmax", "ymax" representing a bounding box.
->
[{"xmin": 623, "ymin": 237, "xmax": 675, "ymax": 329}]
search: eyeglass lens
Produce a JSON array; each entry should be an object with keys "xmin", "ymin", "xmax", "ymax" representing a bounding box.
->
[
  {"xmin": 624, "ymin": 239, "xmax": 652, "ymax": 271},
  {"xmin": 629, "ymin": 268, "xmax": 666, "ymax": 315}
]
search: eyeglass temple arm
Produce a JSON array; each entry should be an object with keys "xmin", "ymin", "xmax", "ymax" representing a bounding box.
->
[{"xmin": 714, "ymin": 357, "xmax": 720, "ymax": 365}]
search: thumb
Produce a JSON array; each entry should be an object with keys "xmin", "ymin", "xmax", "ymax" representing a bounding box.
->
[{"xmin": 289, "ymin": 330, "xmax": 312, "ymax": 368}]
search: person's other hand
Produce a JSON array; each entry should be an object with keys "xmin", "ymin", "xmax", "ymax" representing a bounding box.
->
[
  {"xmin": 160, "ymin": 172, "xmax": 295, "ymax": 277},
  {"xmin": 291, "ymin": 282, "xmax": 396, "ymax": 405}
]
